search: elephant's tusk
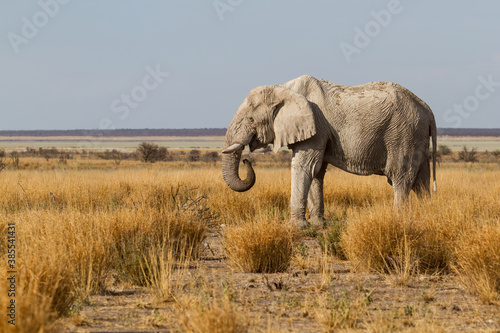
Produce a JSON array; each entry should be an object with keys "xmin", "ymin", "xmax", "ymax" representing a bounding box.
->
[{"xmin": 222, "ymin": 143, "xmax": 244, "ymax": 154}]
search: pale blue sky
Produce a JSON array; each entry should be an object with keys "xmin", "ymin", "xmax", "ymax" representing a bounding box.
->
[{"xmin": 1, "ymin": 0, "xmax": 499, "ymax": 130}]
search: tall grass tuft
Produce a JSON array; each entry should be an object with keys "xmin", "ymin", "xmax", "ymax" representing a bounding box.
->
[
  {"xmin": 223, "ymin": 217, "xmax": 298, "ymax": 273},
  {"xmin": 1, "ymin": 265, "xmax": 74, "ymax": 333},
  {"xmin": 113, "ymin": 210, "xmax": 206, "ymax": 287},
  {"xmin": 341, "ymin": 203, "xmax": 452, "ymax": 278},
  {"xmin": 140, "ymin": 241, "xmax": 192, "ymax": 303},
  {"xmin": 1, "ymin": 215, "xmax": 77, "ymax": 333},
  {"xmin": 454, "ymin": 224, "xmax": 500, "ymax": 304}
]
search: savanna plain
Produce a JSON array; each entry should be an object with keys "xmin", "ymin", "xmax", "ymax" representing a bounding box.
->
[{"xmin": 1, "ymin": 144, "xmax": 500, "ymax": 332}]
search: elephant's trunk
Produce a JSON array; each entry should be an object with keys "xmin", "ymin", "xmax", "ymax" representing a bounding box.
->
[{"xmin": 221, "ymin": 144, "xmax": 255, "ymax": 192}]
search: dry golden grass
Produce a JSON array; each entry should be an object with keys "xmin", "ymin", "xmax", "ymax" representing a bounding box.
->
[
  {"xmin": 454, "ymin": 224, "xmax": 500, "ymax": 304},
  {"xmin": 223, "ymin": 216, "xmax": 299, "ymax": 273},
  {"xmin": 340, "ymin": 165, "xmax": 500, "ymax": 295},
  {"xmin": 341, "ymin": 204, "xmax": 449, "ymax": 276},
  {"xmin": 0, "ymin": 233, "xmax": 76, "ymax": 332},
  {"xmin": 112, "ymin": 210, "xmax": 206, "ymax": 287},
  {"xmin": 180, "ymin": 293, "xmax": 249, "ymax": 333},
  {"xmin": 1, "ymin": 158, "xmax": 500, "ymax": 331},
  {"xmin": 0, "ymin": 166, "xmax": 210, "ymax": 332}
]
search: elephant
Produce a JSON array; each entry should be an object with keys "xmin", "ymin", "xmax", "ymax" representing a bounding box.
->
[{"xmin": 222, "ymin": 75, "xmax": 437, "ymax": 228}]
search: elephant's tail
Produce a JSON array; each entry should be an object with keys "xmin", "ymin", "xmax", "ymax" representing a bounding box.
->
[{"xmin": 430, "ymin": 115, "xmax": 437, "ymax": 193}]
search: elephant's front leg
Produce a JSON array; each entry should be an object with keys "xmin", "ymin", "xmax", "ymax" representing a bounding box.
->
[
  {"xmin": 290, "ymin": 149, "xmax": 323, "ymax": 229},
  {"xmin": 307, "ymin": 162, "xmax": 327, "ymax": 227}
]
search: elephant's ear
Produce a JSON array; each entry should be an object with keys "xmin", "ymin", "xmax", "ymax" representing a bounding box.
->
[{"xmin": 271, "ymin": 87, "xmax": 316, "ymax": 153}]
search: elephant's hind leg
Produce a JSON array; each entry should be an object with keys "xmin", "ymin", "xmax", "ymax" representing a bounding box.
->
[
  {"xmin": 307, "ymin": 162, "xmax": 328, "ymax": 227},
  {"xmin": 393, "ymin": 151, "xmax": 428, "ymax": 205},
  {"xmin": 412, "ymin": 157, "xmax": 431, "ymax": 198}
]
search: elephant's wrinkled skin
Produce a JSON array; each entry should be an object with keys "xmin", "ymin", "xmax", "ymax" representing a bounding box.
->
[{"xmin": 222, "ymin": 75, "xmax": 437, "ymax": 229}]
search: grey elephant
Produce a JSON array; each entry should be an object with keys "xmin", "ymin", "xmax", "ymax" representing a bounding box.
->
[{"xmin": 222, "ymin": 75, "xmax": 437, "ymax": 228}]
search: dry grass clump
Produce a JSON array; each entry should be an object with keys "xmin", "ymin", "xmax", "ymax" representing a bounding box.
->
[
  {"xmin": 113, "ymin": 210, "xmax": 206, "ymax": 289},
  {"xmin": 1, "ymin": 214, "xmax": 78, "ymax": 333},
  {"xmin": 454, "ymin": 224, "xmax": 500, "ymax": 304},
  {"xmin": 181, "ymin": 294, "xmax": 249, "ymax": 333},
  {"xmin": 63, "ymin": 212, "xmax": 118, "ymax": 297},
  {"xmin": 0, "ymin": 247, "xmax": 76, "ymax": 333},
  {"xmin": 341, "ymin": 204, "xmax": 452, "ymax": 278},
  {"xmin": 223, "ymin": 217, "xmax": 299, "ymax": 273},
  {"xmin": 140, "ymin": 241, "xmax": 192, "ymax": 303}
]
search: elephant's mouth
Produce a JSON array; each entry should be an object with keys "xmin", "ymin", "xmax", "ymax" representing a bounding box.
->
[{"xmin": 249, "ymin": 135, "xmax": 268, "ymax": 152}]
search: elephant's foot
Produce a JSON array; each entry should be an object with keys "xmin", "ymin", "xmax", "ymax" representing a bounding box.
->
[
  {"xmin": 309, "ymin": 216, "xmax": 326, "ymax": 228},
  {"xmin": 291, "ymin": 218, "xmax": 311, "ymax": 229}
]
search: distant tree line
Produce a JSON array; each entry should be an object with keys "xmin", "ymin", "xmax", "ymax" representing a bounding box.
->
[
  {"xmin": 434, "ymin": 144, "xmax": 500, "ymax": 164},
  {"xmin": 0, "ymin": 144, "xmax": 224, "ymax": 169},
  {"xmin": 136, "ymin": 142, "xmax": 220, "ymax": 163}
]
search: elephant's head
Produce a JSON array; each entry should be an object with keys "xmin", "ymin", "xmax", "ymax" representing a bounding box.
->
[{"xmin": 221, "ymin": 85, "xmax": 317, "ymax": 192}]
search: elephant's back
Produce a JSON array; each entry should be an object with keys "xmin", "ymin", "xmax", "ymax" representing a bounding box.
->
[{"xmin": 325, "ymin": 82, "xmax": 430, "ymax": 174}]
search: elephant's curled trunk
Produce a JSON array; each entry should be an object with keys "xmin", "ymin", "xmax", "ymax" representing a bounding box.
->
[{"xmin": 221, "ymin": 147, "xmax": 255, "ymax": 192}]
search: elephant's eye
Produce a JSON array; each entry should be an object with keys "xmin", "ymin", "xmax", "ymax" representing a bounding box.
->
[{"xmin": 248, "ymin": 116, "xmax": 254, "ymax": 123}]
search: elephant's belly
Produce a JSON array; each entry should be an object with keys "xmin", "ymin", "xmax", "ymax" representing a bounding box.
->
[{"xmin": 324, "ymin": 154, "xmax": 385, "ymax": 176}]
